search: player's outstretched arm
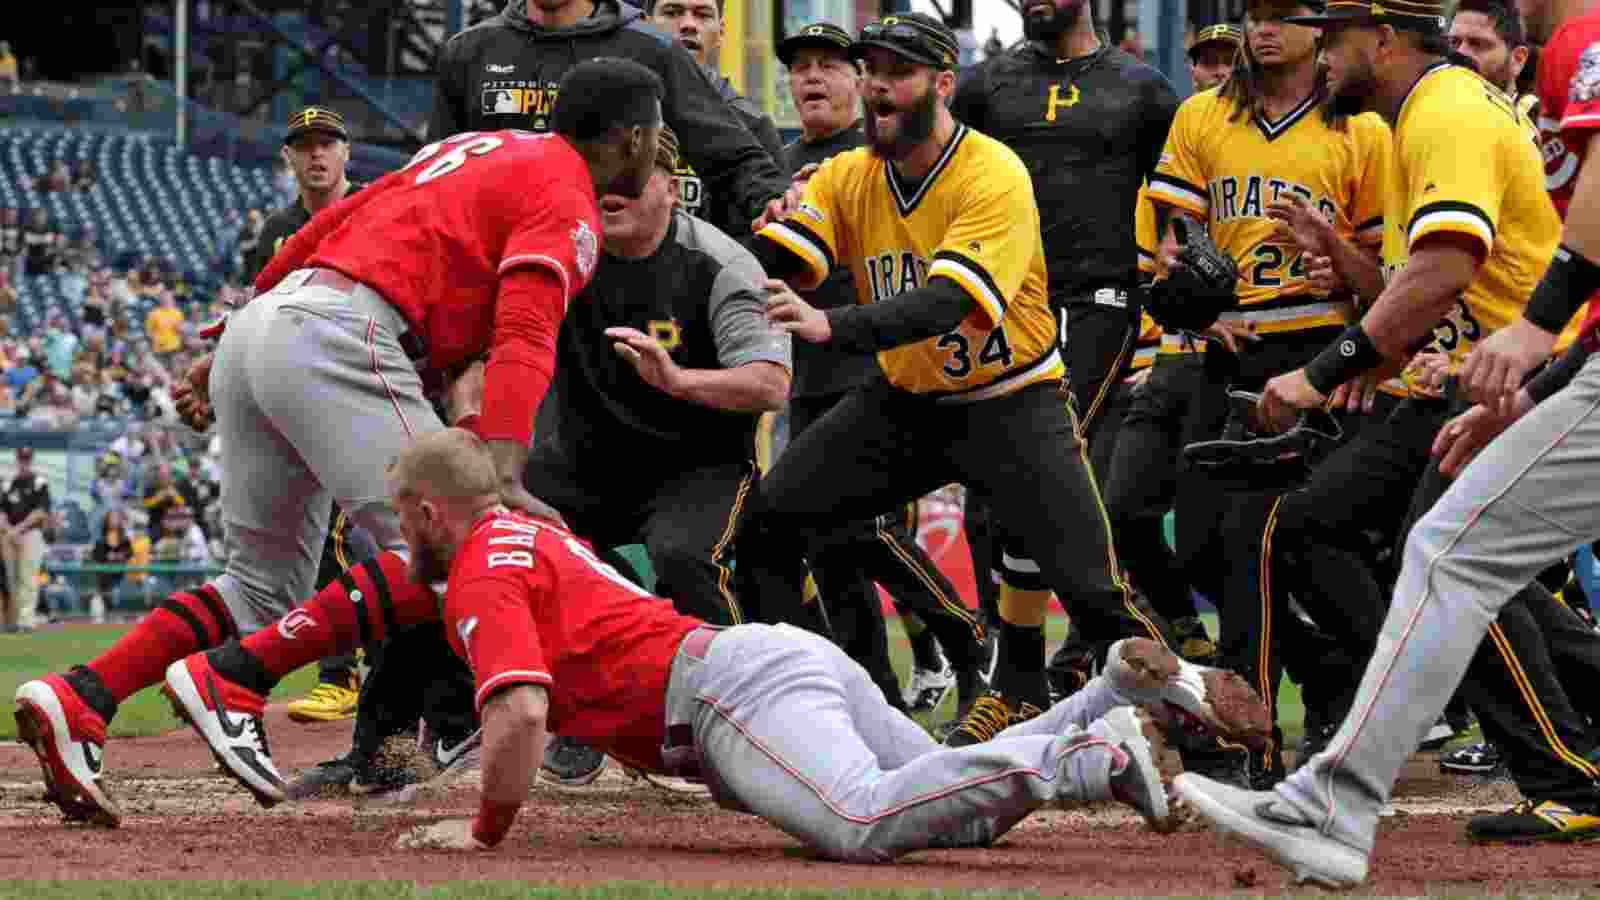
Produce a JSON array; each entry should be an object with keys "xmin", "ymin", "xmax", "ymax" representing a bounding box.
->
[{"xmin": 393, "ymin": 684, "xmax": 548, "ymax": 851}]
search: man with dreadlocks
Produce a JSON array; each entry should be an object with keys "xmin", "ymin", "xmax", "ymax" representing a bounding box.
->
[{"xmin": 1122, "ymin": 0, "xmax": 1394, "ymax": 788}]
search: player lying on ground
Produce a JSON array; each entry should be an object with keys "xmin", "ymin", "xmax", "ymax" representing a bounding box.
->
[{"xmin": 160, "ymin": 429, "xmax": 1271, "ymax": 857}]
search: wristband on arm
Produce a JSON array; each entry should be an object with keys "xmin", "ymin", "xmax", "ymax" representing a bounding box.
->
[
  {"xmin": 1304, "ymin": 324, "xmax": 1382, "ymax": 395},
  {"xmin": 1525, "ymin": 244, "xmax": 1600, "ymax": 334}
]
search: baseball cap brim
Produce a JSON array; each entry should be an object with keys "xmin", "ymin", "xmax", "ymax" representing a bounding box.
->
[
  {"xmin": 284, "ymin": 126, "xmax": 348, "ymax": 145},
  {"xmin": 778, "ymin": 32, "xmax": 853, "ymax": 66},
  {"xmin": 1282, "ymin": 5, "xmax": 1374, "ymax": 25},
  {"xmin": 849, "ymin": 38, "xmax": 949, "ymax": 68},
  {"xmin": 1188, "ymin": 36, "xmax": 1240, "ymax": 57}
]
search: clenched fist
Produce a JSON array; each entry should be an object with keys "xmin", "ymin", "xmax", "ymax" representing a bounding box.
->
[{"xmin": 174, "ymin": 352, "xmax": 215, "ymax": 432}]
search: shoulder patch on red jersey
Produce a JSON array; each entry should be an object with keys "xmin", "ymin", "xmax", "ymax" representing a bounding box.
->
[
  {"xmin": 1573, "ymin": 43, "xmax": 1600, "ymax": 102},
  {"xmin": 572, "ymin": 220, "xmax": 598, "ymax": 280}
]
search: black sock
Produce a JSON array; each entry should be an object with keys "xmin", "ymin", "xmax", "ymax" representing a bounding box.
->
[
  {"xmin": 994, "ymin": 621, "xmax": 1047, "ymax": 708},
  {"xmin": 66, "ymin": 665, "xmax": 119, "ymax": 724},
  {"xmin": 208, "ymin": 641, "xmax": 277, "ymax": 698},
  {"xmin": 907, "ymin": 626, "xmax": 942, "ymax": 672}
]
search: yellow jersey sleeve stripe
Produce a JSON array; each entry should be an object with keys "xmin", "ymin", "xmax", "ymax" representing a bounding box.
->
[
  {"xmin": 1407, "ymin": 200, "xmax": 1494, "ymax": 252},
  {"xmin": 1138, "ymin": 248, "xmax": 1156, "ymax": 275},
  {"xmin": 930, "ymin": 250, "xmax": 1007, "ymax": 326},
  {"xmin": 1147, "ymin": 173, "xmax": 1209, "ymax": 215},
  {"xmin": 761, "ymin": 222, "xmax": 832, "ymax": 289}
]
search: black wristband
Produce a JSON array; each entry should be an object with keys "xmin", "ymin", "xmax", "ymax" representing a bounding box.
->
[
  {"xmin": 1525, "ymin": 244, "xmax": 1600, "ymax": 334},
  {"xmin": 1305, "ymin": 325, "xmax": 1383, "ymax": 395}
]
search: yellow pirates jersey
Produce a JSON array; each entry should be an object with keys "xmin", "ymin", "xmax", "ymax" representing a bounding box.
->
[
  {"xmin": 1382, "ymin": 64, "xmax": 1560, "ymax": 374},
  {"xmin": 1148, "ymin": 89, "xmax": 1392, "ymax": 349},
  {"xmin": 759, "ymin": 124, "xmax": 1060, "ymax": 399}
]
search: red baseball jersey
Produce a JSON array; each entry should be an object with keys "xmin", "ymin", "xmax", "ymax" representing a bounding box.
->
[
  {"xmin": 440, "ymin": 509, "xmax": 702, "ymax": 773},
  {"xmin": 253, "ymin": 130, "xmax": 600, "ymax": 443},
  {"xmin": 1539, "ymin": 10, "xmax": 1600, "ymax": 343}
]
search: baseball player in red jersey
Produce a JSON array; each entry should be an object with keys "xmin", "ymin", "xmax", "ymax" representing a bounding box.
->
[
  {"xmin": 159, "ymin": 428, "xmax": 1270, "ymax": 855},
  {"xmin": 11, "ymin": 59, "xmax": 667, "ymax": 828}
]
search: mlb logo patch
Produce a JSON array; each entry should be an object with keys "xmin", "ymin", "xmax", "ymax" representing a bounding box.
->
[{"xmin": 483, "ymin": 88, "xmax": 525, "ymax": 115}]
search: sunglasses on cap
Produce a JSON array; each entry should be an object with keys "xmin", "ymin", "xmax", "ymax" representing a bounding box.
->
[{"xmin": 854, "ymin": 17, "xmax": 958, "ymax": 69}]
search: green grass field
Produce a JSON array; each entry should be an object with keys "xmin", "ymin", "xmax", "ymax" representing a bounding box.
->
[
  {"xmin": 0, "ymin": 626, "xmax": 322, "ymax": 740},
  {"xmin": 0, "ymin": 884, "xmax": 1058, "ymax": 900},
  {"xmin": 0, "ymin": 612, "xmax": 1303, "ymax": 745}
]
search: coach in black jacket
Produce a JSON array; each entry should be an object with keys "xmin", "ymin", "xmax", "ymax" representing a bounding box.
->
[{"xmin": 431, "ymin": 0, "xmax": 788, "ymax": 238}]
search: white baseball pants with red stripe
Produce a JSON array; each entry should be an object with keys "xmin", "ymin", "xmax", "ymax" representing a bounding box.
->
[
  {"xmin": 664, "ymin": 623, "xmax": 1130, "ymax": 860},
  {"xmin": 1272, "ymin": 353, "xmax": 1600, "ymax": 858},
  {"xmin": 209, "ymin": 269, "xmax": 442, "ymax": 632}
]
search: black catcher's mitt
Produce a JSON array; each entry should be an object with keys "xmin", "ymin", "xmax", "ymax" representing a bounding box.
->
[
  {"xmin": 1145, "ymin": 214, "xmax": 1240, "ymax": 333},
  {"xmin": 1184, "ymin": 390, "xmax": 1343, "ymax": 471}
]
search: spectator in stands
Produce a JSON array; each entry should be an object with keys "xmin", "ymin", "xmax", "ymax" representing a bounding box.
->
[
  {"xmin": 0, "ymin": 267, "xmax": 15, "ymax": 316},
  {"xmin": 2, "ymin": 446, "xmax": 50, "ymax": 632},
  {"xmin": 4, "ymin": 349, "xmax": 38, "ymax": 396},
  {"xmin": 0, "ymin": 42, "xmax": 17, "ymax": 91},
  {"xmin": 141, "ymin": 461, "xmax": 197, "ymax": 541},
  {"xmin": 69, "ymin": 363, "xmax": 100, "ymax": 418},
  {"xmin": 144, "ymin": 288, "xmax": 183, "ymax": 356},
  {"xmin": 108, "ymin": 423, "xmax": 147, "ymax": 465},
  {"xmin": 19, "ymin": 371, "xmax": 76, "ymax": 428},
  {"xmin": 90, "ymin": 452, "xmax": 130, "ymax": 522},
  {"xmin": 1121, "ymin": 29, "xmax": 1144, "ymax": 56},
  {"xmin": 43, "ymin": 316, "xmax": 78, "ymax": 380},
  {"xmin": 73, "ymin": 161, "xmax": 96, "ymax": 192},
  {"xmin": 63, "ymin": 225, "xmax": 101, "ymax": 273},
  {"xmin": 81, "ymin": 278, "xmax": 109, "ymax": 344},
  {"xmin": 236, "ymin": 208, "xmax": 264, "ymax": 275},
  {"xmin": 21, "ymin": 209, "xmax": 60, "ymax": 277},
  {"xmin": 90, "ymin": 507, "xmax": 132, "ymax": 609},
  {"xmin": 37, "ymin": 161, "xmax": 70, "ymax": 194},
  {"xmin": 0, "ymin": 209, "xmax": 20, "ymax": 277}
]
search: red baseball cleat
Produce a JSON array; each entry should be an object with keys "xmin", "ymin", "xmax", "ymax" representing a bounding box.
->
[{"xmin": 14, "ymin": 674, "xmax": 121, "ymax": 827}]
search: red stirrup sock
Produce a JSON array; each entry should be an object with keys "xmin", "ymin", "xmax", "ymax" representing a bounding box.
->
[
  {"xmin": 86, "ymin": 584, "xmax": 237, "ymax": 704},
  {"xmin": 238, "ymin": 551, "xmax": 440, "ymax": 682}
]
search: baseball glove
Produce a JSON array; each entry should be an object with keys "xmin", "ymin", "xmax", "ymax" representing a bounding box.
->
[
  {"xmin": 1183, "ymin": 390, "xmax": 1343, "ymax": 471},
  {"xmin": 1144, "ymin": 214, "xmax": 1240, "ymax": 333}
]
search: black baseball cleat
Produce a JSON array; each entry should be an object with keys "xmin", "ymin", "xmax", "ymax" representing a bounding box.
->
[
  {"xmin": 542, "ymin": 735, "xmax": 607, "ymax": 786},
  {"xmin": 1468, "ymin": 800, "xmax": 1600, "ymax": 842},
  {"xmin": 943, "ymin": 691, "xmax": 1043, "ymax": 748}
]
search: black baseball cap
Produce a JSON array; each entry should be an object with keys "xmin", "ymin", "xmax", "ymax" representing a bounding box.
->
[
  {"xmin": 778, "ymin": 22, "xmax": 854, "ymax": 66},
  {"xmin": 851, "ymin": 13, "xmax": 961, "ymax": 70},
  {"xmin": 284, "ymin": 106, "xmax": 349, "ymax": 145},
  {"xmin": 1284, "ymin": 0, "xmax": 1446, "ymax": 32},
  {"xmin": 1189, "ymin": 23, "xmax": 1244, "ymax": 59}
]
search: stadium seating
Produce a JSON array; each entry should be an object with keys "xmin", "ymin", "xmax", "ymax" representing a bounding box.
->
[{"xmin": 1, "ymin": 123, "xmax": 278, "ymax": 336}]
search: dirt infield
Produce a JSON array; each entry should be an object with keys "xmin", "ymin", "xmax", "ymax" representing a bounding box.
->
[{"xmin": 1, "ymin": 704, "xmax": 1589, "ymax": 894}]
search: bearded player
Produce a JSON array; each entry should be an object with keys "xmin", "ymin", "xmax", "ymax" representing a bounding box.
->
[{"xmin": 11, "ymin": 59, "xmax": 667, "ymax": 827}]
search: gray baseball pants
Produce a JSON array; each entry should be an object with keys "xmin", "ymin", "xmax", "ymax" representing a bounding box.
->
[
  {"xmin": 1270, "ymin": 351, "xmax": 1600, "ymax": 857},
  {"xmin": 663, "ymin": 622, "xmax": 1132, "ymax": 861},
  {"xmin": 209, "ymin": 269, "xmax": 443, "ymax": 632}
]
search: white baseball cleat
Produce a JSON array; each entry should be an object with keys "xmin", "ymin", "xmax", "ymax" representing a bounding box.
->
[
  {"xmin": 1094, "ymin": 706, "xmax": 1174, "ymax": 832},
  {"xmin": 1173, "ymin": 772, "xmax": 1369, "ymax": 888}
]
